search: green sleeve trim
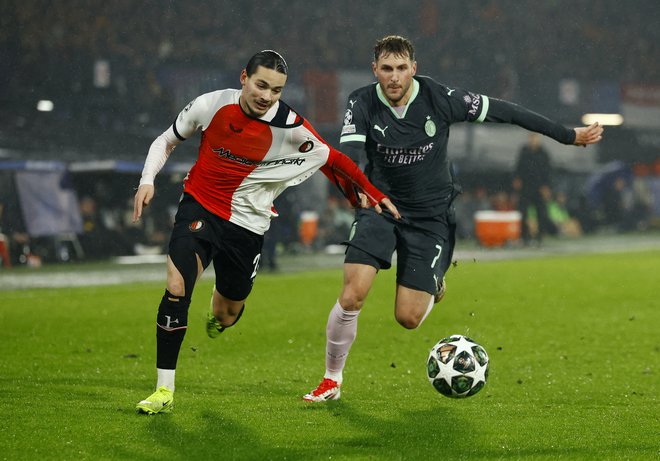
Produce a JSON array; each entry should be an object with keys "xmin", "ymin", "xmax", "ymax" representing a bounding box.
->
[
  {"xmin": 476, "ymin": 95, "xmax": 489, "ymax": 123},
  {"xmin": 340, "ymin": 134, "xmax": 367, "ymax": 143}
]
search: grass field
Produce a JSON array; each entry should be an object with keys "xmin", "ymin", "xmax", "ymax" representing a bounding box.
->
[{"xmin": 1, "ymin": 249, "xmax": 658, "ymax": 460}]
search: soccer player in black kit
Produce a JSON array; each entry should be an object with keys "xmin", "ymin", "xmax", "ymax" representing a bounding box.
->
[{"xmin": 304, "ymin": 35, "xmax": 603, "ymax": 402}]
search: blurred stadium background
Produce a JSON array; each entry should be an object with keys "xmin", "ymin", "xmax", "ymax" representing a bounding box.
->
[{"xmin": 0, "ymin": 0, "xmax": 659, "ymax": 268}]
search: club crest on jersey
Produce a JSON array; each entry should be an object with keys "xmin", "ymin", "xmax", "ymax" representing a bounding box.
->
[
  {"xmin": 425, "ymin": 116, "xmax": 436, "ymax": 137},
  {"xmin": 189, "ymin": 220, "xmax": 205, "ymax": 232},
  {"xmin": 298, "ymin": 140, "xmax": 314, "ymax": 153}
]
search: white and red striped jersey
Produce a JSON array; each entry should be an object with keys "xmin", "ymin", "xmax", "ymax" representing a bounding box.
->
[{"xmin": 140, "ymin": 89, "xmax": 385, "ymax": 235}]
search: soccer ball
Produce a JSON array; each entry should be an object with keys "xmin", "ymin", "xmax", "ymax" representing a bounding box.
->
[{"xmin": 426, "ymin": 334, "xmax": 489, "ymax": 398}]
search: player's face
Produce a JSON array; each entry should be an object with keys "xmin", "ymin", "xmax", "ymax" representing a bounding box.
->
[
  {"xmin": 239, "ymin": 66, "xmax": 287, "ymax": 117},
  {"xmin": 372, "ymin": 52, "xmax": 417, "ymax": 106}
]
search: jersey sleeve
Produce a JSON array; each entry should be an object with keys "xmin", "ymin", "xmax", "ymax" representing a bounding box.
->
[
  {"xmin": 338, "ymin": 91, "xmax": 369, "ymax": 164},
  {"xmin": 427, "ymin": 79, "xmax": 490, "ymax": 124},
  {"xmin": 430, "ymin": 78, "xmax": 575, "ymax": 145},
  {"xmin": 320, "ymin": 147, "xmax": 386, "ymax": 207},
  {"xmin": 172, "ymin": 94, "xmax": 214, "ymax": 140},
  {"xmin": 139, "ymin": 96, "xmax": 209, "ymax": 185},
  {"xmin": 139, "ymin": 127, "xmax": 181, "ymax": 185},
  {"xmin": 482, "ymin": 98, "xmax": 576, "ymax": 144}
]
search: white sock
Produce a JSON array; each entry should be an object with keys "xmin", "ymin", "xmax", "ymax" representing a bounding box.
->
[
  {"xmin": 325, "ymin": 300, "xmax": 360, "ymax": 385},
  {"xmin": 418, "ymin": 295, "xmax": 435, "ymax": 327},
  {"xmin": 157, "ymin": 368, "xmax": 175, "ymax": 392}
]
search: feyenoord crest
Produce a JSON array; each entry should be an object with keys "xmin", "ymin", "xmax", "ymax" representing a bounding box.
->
[
  {"xmin": 298, "ymin": 140, "xmax": 314, "ymax": 153},
  {"xmin": 189, "ymin": 220, "xmax": 205, "ymax": 232},
  {"xmin": 425, "ymin": 116, "xmax": 436, "ymax": 137}
]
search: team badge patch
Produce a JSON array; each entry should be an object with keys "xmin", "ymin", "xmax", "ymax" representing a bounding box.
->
[
  {"xmin": 343, "ymin": 109, "xmax": 353, "ymax": 125},
  {"xmin": 425, "ymin": 116, "xmax": 436, "ymax": 137},
  {"xmin": 189, "ymin": 220, "xmax": 205, "ymax": 232},
  {"xmin": 298, "ymin": 140, "xmax": 314, "ymax": 153}
]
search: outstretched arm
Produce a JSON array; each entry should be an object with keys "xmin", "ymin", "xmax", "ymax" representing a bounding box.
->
[
  {"xmin": 485, "ymin": 98, "xmax": 603, "ymax": 146},
  {"xmin": 321, "ymin": 147, "xmax": 400, "ymax": 219}
]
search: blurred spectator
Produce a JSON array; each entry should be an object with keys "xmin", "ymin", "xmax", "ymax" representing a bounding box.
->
[
  {"xmin": 513, "ymin": 133, "xmax": 557, "ymax": 244},
  {"xmin": 318, "ymin": 196, "xmax": 354, "ymax": 247},
  {"xmin": 547, "ymin": 191, "xmax": 583, "ymax": 238},
  {"xmin": 454, "ymin": 187, "xmax": 491, "ymax": 240}
]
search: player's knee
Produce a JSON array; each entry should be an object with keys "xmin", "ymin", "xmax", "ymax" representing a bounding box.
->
[
  {"xmin": 338, "ymin": 294, "xmax": 365, "ymax": 311},
  {"xmin": 339, "ymin": 286, "xmax": 368, "ymax": 311},
  {"xmin": 395, "ymin": 313, "xmax": 421, "ymax": 329},
  {"xmin": 219, "ymin": 303, "xmax": 245, "ymax": 328},
  {"xmin": 166, "ymin": 279, "xmax": 186, "ymax": 297},
  {"xmin": 395, "ymin": 306, "xmax": 424, "ymax": 329}
]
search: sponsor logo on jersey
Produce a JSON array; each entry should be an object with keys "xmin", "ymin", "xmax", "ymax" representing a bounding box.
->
[
  {"xmin": 377, "ymin": 142, "xmax": 435, "ymax": 165},
  {"xmin": 183, "ymin": 98, "xmax": 196, "ymax": 112},
  {"xmin": 343, "ymin": 109, "xmax": 353, "ymax": 125},
  {"xmin": 349, "ymin": 99, "xmax": 356, "ymax": 108},
  {"xmin": 424, "ymin": 116, "xmax": 436, "ymax": 137},
  {"xmin": 189, "ymin": 220, "xmax": 205, "ymax": 232},
  {"xmin": 341, "ymin": 124, "xmax": 356, "ymax": 135},
  {"xmin": 298, "ymin": 140, "xmax": 314, "ymax": 153},
  {"xmin": 213, "ymin": 147, "xmax": 307, "ymax": 167},
  {"xmin": 467, "ymin": 92, "xmax": 481, "ymax": 117}
]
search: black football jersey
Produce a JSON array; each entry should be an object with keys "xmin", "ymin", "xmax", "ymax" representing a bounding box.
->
[{"xmin": 339, "ymin": 76, "xmax": 489, "ymax": 217}]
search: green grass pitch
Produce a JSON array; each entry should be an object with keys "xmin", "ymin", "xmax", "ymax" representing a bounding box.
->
[{"xmin": 1, "ymin": 250, "xmax": 658, "ymax": 460}]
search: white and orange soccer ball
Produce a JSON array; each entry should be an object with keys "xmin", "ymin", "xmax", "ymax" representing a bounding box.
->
[{"xmin": 427, "ymin": 334, "xmax": 489, "ymax": 398}]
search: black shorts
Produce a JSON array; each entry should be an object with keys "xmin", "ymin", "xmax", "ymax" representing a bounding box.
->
[
  {"xmin": 344, "ymin": 208, "xmax": 456, "ymax": 295},
  {"xmin": 169, "ymin": 194, "xmax": 264, "ymax": 301}
]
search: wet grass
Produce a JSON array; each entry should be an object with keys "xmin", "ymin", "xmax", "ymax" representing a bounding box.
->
[{"xmin": 1, "ymin": 250, "xmax": 658, "ymax": 460}]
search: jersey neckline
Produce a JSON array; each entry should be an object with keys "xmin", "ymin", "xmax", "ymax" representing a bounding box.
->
[{"xmin": 375, "ymin": 78, "xmax": 420, "ymax": 119}]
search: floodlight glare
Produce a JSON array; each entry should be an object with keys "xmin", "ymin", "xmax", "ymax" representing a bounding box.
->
[
  {"xmin": 581, "ymin": 113, "xmax": 623, "ymax": 126},
  {"xmin": 37, "ymin": 100, "xmax": 54, "ymax": 112}
]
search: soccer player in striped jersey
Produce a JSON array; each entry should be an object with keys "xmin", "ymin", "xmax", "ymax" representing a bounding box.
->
[
  {"xmin": 304, "ymin": 35, "xmax": 603, "ymax": 402},
  {"xmin": 133, "ymin": 50, "xmax": 399, "ymax": 414}
]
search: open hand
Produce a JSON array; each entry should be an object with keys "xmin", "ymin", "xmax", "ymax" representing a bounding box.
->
[{"xmin": 574, "ymin": 122, "xmax": 603, "ymax": 147}]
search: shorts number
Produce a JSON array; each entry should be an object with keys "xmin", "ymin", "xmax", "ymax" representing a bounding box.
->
[
  {"xmin": 250, "ymin": 253, "xmax": 261, "ymax": 279},
  {"xmin": 431, "ymin": 244, "xmax": 442, "ymax": 269}
]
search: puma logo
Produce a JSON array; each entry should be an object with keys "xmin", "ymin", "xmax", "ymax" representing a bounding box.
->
[
  {"xmin": 374, "ymin": 124, "xmax": 388, "ymax": 137},
  {"xmin": 349, "ymin": 99, "xmax": 356, "ymax": 108},
  {"xmin": 447, "ymin": 88, "xmax": 455, "ymax": 96}
]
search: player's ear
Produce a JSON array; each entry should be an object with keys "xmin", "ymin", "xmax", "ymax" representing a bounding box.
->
[
  {"xmin": 240, "ymin": 69, "xmax": 248, "ymax": 86},
  {"xmin": 371, "ymin": 61, "xmax": 377, "ymax": 77},
  {"xmin": 411, "ymin": 60, "xmax": 417, "ymax": 76}
]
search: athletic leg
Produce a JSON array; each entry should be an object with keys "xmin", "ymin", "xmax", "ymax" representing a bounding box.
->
[
  {"xmin": 394, "ymin": 214, "xmax": 454, "ymax": 328},
  {"xmin": 137, "ymin": 251, "xmax": 206, "ymax": 415},
  {"xmin": 205, "ymin": 220, "xmax": 263, "ymax": 338},
  {"xmin": 303, "ymin": 263, "xmax": 377, "ymax": 402}
]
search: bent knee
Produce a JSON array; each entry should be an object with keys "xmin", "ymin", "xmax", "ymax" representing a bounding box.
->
[
  {"xmin": 338, "ymin": 291, "xmax": 367, "ymax": 311},
  {"xmin": 167, "ymin": 280, "xmax": 185, "ymax": 297},
  {"xmin": 395, "ymin": 311, "xmax": 423, "ymax": 329}
]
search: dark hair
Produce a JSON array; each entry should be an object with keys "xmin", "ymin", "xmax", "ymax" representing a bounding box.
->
[
  {"xmin": 373, "ymin": 35, "xmax": 415, "ymax": 62},
  {"xmin": 245, "ymin": 50, "xmax": 288, "ymax": 76}
]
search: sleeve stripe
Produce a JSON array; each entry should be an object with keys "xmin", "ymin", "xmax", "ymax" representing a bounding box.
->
[
  {"xmin": 476, "ymin": 95, "xmax": 490, "ymax": 123},
  {"xmin": 340, "ymin": 134, "xmax": 367, "ymax": 143},
  {"xmin": 172, "ymin": 118, "xmax": 186, "ymax": 141}
]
